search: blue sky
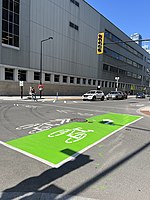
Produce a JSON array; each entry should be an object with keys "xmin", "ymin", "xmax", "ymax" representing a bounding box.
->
[{"xmin": 85, "ymin": 0, "xmax": 150, "ymax": 45}]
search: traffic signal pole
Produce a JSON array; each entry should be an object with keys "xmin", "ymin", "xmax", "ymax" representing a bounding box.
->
[
  {"xmin": 104, "ymin": 38, "xmax": 150, "ymax": 45},
  {"xmin": 96, "ymin": 32, "xmax": 150, "ymax": 51}
]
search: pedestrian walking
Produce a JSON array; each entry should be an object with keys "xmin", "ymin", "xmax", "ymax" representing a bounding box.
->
[{"xmin": 31, "ymin": 86, "xmax": 37, "ymax": 101}]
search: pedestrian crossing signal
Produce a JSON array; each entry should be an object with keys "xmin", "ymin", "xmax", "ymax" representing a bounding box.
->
[{"xmin": 97, "ymin": 32, "xmax": 104, "ymax": 54}]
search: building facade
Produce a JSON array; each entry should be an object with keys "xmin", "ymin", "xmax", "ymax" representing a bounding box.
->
[
  {"xmin": 0, "ymin": 0, "xmax": 150, "ymax": 96},
  {"xmin": 142, "ymin": 43, "xmax": 150, "ymax": 54}
]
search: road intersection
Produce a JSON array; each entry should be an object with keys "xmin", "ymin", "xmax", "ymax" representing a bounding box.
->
[{"xmin": 0, "ymin": 97, "xmax": 150, "ymax": 200}]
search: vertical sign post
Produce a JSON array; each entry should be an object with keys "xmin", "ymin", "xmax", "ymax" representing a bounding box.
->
[{"xmin": 19, "ymin": 81, "xmax": 24, "ymax": 99}]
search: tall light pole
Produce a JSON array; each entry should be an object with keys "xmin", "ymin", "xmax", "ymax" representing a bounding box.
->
[{"xmin": 40, "ymin": 36, "xmax": 53, "ymax": 98}]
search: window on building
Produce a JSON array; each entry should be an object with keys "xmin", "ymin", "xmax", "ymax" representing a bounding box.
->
[
  {"xmin": 119, "ymin": 69, "xmax": 126, "ymax": 75},
  {"xmin": 5, "ymin": 68, "xmax": 14, "ymax": 80},
  {"xmin": 63, "ymin": 76, "xmax": 67, "ymax": 83},
  {"xmin": 132, "ymin": 73, "xmax": 137, "ymax": 79},
  {"xmin": 137, "ymin": 64, "xmax": 143, "ymax": 70},
  {"xmin": 45, "ymin": 73, "xmax": 51, "ymax": 81},
  {"xmin": 88, "ymin": 79, "xmax": 91, "ymax": 85},
  {"xmin": 103, "ymin": 64, "xmax": 109, "ymax": 71},
  {"xmin": 77, "ymin": 78, "xmax": 80, "ymax": 84},
  {"xmin": 109, "ymin": 82, "xmax": 112, "ymax": 88},
  {"xmin": 82, "ymin": 78, "xmax": 86, "ymax": 85},
  {"xmin": 105, "ymin": 81, "xmax": 108, "ymax": 87},
  {"xmin": 127, "ymin": 58, "xmax": 132, "ymax": 65},
  {"xmin": 2, "ymin": 0, "xmax": 20, "ymax": 47},
  {"xmin": 93, "ymin": 80, "xmax": 96, "ymax": 85},
  {"xmin": 18, "ymin": 70, "xmax": 26, "ymax": 81},
  {"xmin": 70, "ymin": 0, "xmax": 79, "ymax": 7},
  {"xmin": 110, "ymin": 66, "xmax": 118, "ymax": 73},
  {"xmin": 69, "ymin": 21, "xmax": 79, "ymax": 31},
  {"xmin": 70, "ymin": 77, "xmax": 74, "ymax": 84},
  {"xmin": 127, "ymin": 71, "xmax": 132, "ymax": 77},
  {"xmin": 147, "ymin": 58, "xmax": 150, "ymax": 64},
  {"xmin": 133, "ymin": 61, "xmax": 138, "ymax": 67},
  {"xmin": 75, "ymin": 1, "xmax": 79, "ymax": 7},
  {"xmin": 54, "ymin": 74, "xmax": 60, "ymax": 82},
  {"xmin": 34, "ymin": 72, "xmax": 40, "ymax": 80}
]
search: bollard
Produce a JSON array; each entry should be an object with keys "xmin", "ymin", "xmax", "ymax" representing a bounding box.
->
[{"xmin": 56, "ymin": 92, "xmax": 59, "ymax": 100}]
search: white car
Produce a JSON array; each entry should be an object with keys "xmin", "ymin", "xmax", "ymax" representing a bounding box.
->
[
  {"xmin": 82, "ymin": 90, "xmax": 105, "ymax": 101},
  {"xmin": 106, "ymin": 91, "xmax": 124, "ymax": 100}
]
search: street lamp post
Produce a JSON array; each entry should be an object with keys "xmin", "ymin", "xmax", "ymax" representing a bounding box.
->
[
  {"xmin": 115, "ymin": 76, "xmax": 120, "ymax": 91},
  {"xmin": 40, "ymin": 36, "xmax": 53, "ymax": 98}
]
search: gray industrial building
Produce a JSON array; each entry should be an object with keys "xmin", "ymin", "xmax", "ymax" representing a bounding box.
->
[{"xmin": 0, "ymin": 0, "xmax": 150, "ymax": 96}]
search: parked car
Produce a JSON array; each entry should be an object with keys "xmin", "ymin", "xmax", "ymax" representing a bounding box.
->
[
  {"xmin": 147, "ymin": 92, "xmax": 150, "ymax": 97},
  {"xmin": 82, "ymin": 90, "xmax": 105, "ymax": 101},
  {"xmin": 136, "ymin": 93, "xmax": 145, "ymax": 98},
  {"xmin": 106, "ymin": 91, "xmax": 124, "ymax": 100}
]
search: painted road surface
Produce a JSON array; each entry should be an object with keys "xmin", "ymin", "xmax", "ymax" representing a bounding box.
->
[{"xmin": 3, "ymin": 113, "xmax": 141, "ymax": 168}]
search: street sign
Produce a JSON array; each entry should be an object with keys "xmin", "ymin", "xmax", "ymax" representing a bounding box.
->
[
  {"xmin": 19, "ymin": 81, "xmax": 24, "ymax": 87},
  {"xmin": 38, "ymin": 84, "xmax": 44, "ymax": 91}
]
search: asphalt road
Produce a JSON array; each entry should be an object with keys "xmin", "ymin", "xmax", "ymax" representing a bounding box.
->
[{"xmin": 0, "ymin": 97, "xmax": 150, "ymax": 200}]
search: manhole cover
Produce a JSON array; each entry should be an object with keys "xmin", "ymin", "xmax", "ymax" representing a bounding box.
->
[{"xmin": 70, "ymin": 118, "xmax": 87, "ymax": 122}]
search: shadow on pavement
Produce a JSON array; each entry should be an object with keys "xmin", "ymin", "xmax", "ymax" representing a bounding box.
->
[
  {"xmin": 1, "ymin": 150, "xmax": 93, "ymax": 200},
  {"xmin": 60, "ymin": 142, "xmax": 150, "ymax": 199},
  {"xmin": 1, "ymin": 142, "xmax": 150, "ymax": 199}
]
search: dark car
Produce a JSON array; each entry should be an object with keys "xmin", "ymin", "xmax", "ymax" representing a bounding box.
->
[
  {"xmin": 147, "ymin": 92, "xmax": 150, "ymax": 97},
  {"xmin": 136, "ymin": 93, "xmax": 145, "ymax": 98}
]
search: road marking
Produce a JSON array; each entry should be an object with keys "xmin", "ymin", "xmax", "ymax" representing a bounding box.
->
[
  {"xmin": 44, "ymin": 102, "xmax": 136, "ymax": 113},
  {"xmin": 48, "ymin": 127, "xmax": 94, "ymax": 143},
  {"xmin": 56, "ymin": 109, "xmax": 93, "ymax": 116},
  {"xmin": 0, "ymin": 141, "xmax": 56, "ymax": 168},
  {"xmin": 56, "ymin": 110, "xmax": 69, "ymax": 114},
  {"xmin": 1, "ymin": 113, "xmax": 142, "ymax": 168},
  {"xmin": 16, "ymin": 118, "xmax": 71, "ymax": 134},
  {"xmin": 14, "ymin": 104, "xmax": 37, "ymax": 108}
]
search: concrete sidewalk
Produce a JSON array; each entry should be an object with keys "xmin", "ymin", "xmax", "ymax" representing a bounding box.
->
[
  {"xmin": 0, "ymin": 95, "xmax": 137, "ymax": 101},
  {"xmin": 0, "ymin": 95, "xmax": 82, "ymax": 101}
]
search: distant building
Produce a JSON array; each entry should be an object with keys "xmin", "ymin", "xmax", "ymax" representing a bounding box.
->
[
  {"xmin": 142, "ymin": 44, "xmax": 150, "ymax": 54},
  {"xmin": 130, "ymin": 33, "xmax": 142, "ymax": 46}
]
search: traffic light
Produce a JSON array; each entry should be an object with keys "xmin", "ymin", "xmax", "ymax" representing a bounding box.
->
[{"xmin": 97, "ymin": 32, "xmax": 104, "ymax": 54}]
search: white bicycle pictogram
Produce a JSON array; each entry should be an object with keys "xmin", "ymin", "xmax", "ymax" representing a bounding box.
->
[
  {"xmin": 16, "ymin": 119, "xmax": 70, "ymax": 134},
  {"xmin": 48, "ymin": 127, "xmax": 94, "ymax": 143}
]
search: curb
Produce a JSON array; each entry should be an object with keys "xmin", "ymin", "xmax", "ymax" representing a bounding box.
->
[{"xmin": 139, "ymin": 106, "xmax": 150, "ymax": 116}]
